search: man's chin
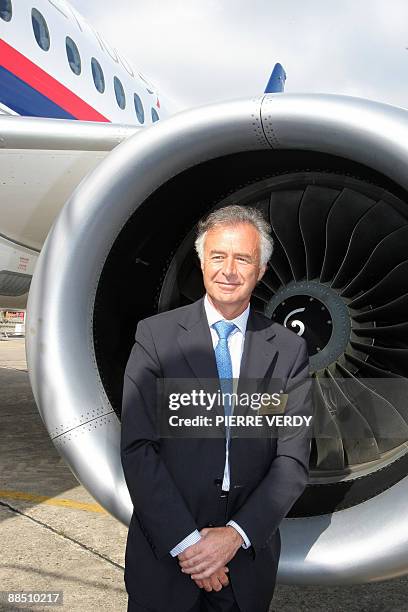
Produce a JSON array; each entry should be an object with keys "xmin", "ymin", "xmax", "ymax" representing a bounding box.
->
[
  {"xmin": 213, "ymin": 292, "xmax": 238, "ymax": 301},
  {"xmin": 212, "ymin": 293, "xmax": 244, "ymax": 307}
]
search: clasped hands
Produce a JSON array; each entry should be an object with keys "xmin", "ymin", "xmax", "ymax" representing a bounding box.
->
[{"xmin": 177, "ymin": 526, "xmax": 243, "ymax": 592}]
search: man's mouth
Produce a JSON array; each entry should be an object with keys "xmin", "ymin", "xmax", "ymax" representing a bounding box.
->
[{"xmin": 216, "ymin": 282, "xmax": 241, "ymax": 288}]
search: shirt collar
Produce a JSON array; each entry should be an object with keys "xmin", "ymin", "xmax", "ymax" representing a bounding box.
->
[{"xmin": 204, "ymin": 294, "xmax": 250, "ymax": 335}]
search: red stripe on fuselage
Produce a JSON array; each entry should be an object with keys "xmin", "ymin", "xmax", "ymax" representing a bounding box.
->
[{"xmin": 0, "ymin": 39, "xmax": 110, "ymax": 122}]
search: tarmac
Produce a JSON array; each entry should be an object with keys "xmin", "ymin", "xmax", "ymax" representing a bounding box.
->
[{"xmin": 0, "ymin": 338, "xmax": 407, "ymax": 611}]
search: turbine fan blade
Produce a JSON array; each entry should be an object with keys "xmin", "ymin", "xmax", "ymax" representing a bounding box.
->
[
  {"xmin": 335, "ymin": 362, "xmax": 408, "ymax": 452},
  {"xmin": 268, "ymin": 238, "xmax": 294, "ymax": 285},
  {"xmin": 268, "ymin": 194, "xmax": 295, "ymax": 284},
  {"xmin": 353, "ymin": 322, "xmax": 408, "ymax": 348},
  {"xmin": 269, "ymin": 190, "xmax": 305, "ymax": 280},
  {"xmin": 341, "ymin": 224, "xmax": 408, "ymax": 297},
  {"xmin": 298, "ymin": 185, "xmax": 340, "ymax": 281},
  {"xmin": 259, "ymin": 266, "xmax": 282, "ymax": 293},
  {"xmin": 313, "ymin": 377, "xmax": 345, "ymax": 470},
  {"xmin": 345, "ymin": 351, "xmax": 398, "ymax": 377},
  {"xmin": 349, "ymin": 260, "xmax": 408, "ymax": 309},
  {"xmin": 251, "ymin": 284, "xmax": 272, "ymax": 304},
  {"xmin": 356, "ymin": 376, "xmax": 408, "ymax": 425},
  {"xmin": 322, "ymin": 369, "xmax": 380, "ymax": 464},
  {"xmin": 350, "ymin": 341, "xmax": 408, "ymax": 377},
  {"xmin": 345, "ymin": 352, "xmax": 408, "ymax": 423},
  {"xmin": 353, "ymin": 293, "xmax": 408, "ymax": 324},
  {"xmin": 320, "ymin": 189, "xmax": 375, "ymax": 283},
  {"xmin": 332, "ymin": 201, "xmax": 407, "ymax": 289}
]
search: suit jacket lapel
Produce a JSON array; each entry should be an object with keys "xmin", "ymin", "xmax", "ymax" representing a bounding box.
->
[
  {"xmin": 177, "ymin": 297, "xmax": 219, "ymax": 388},
  {"xmin": 238, "ymin": 308, "xmax": 278, "ymax": 390}
]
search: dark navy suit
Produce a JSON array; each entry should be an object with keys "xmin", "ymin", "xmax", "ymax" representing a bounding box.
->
[{"xmin": 121, "ymin": 297, "xmax": 312, "ymax": 612}]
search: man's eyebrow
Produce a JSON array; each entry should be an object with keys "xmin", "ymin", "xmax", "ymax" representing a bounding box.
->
[
  {"xmin": 209, "ymin": 249, "xmax": 254, "ymax": 258},
  {"xmin": 235, "ymin": 252, "xmax": 253, "ymax": 258}
]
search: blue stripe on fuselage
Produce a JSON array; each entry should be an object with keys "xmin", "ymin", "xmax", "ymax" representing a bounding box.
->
[{"xmin": 0, "ymin": 65, "xmax": 76, "ymax": 119}]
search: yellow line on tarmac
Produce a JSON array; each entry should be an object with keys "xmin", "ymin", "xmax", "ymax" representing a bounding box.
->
[{"xmin": 0, "ymin": 489, "xmax": 107, "ymax": 513}]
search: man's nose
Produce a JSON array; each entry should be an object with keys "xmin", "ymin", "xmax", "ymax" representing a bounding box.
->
[{"xmin": 222, "ymin": 257, "xmax": 237, "ymax": 277}]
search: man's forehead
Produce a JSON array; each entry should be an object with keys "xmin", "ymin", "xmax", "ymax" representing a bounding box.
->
[{"xmin": 205, "ymin": 223, "xmax": 259, "ymax": 242}]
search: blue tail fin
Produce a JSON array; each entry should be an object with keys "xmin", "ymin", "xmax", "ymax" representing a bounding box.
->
[{"xmin": 264, "ymin": 63, "xmax": 286, "ymax": 93}]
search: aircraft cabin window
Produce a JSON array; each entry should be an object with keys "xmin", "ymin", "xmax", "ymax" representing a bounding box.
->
[
  {"xmin": 151, "ymin": 108, "xmax": 160, "ymax": 123},
  {"xmin": 114, "ymin": 77, "xmax": 126, "ymax": 110},
  {"xmin": 134, "ymin": 93, "xmax": 145, "ymax": 124},
  {"xmin": 91, "ymin": 57, "xmax": 105, "ymax": 93},
  {"xmin": 0, "ymin": 0, "xmax": 12, "ymax": 22},
  {"xmin": 66, "ymin": 37, "xmax": 81, "ymax": 76},
  {"xmin": 31, "ymin": 8, "xmax": 50, "ymax": 51}
]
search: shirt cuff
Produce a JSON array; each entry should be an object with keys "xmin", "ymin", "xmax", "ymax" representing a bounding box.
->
[
  {"xmin": 227, "ymin": 520, "xmax": 251, "ymax": 549},
  {"xmin": 169, "ymin": 529, "xmax": 202, "ymax": 557}
]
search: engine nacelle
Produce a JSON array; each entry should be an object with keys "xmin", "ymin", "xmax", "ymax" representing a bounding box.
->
[{"xmin": 26, "ymin": 94, "xmax": 408, "ymax": 584}]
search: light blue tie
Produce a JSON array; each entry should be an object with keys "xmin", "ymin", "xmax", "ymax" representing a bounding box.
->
[{"xmin": 213, "ymin": 321, "xmax": 236, "ymax": 419}]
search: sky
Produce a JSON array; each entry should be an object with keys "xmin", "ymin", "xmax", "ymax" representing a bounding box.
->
[{"xmin": 69, "ymin": 0, "xmax": 408, "ymax": 112}]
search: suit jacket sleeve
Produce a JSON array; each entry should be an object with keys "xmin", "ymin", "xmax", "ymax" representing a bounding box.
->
[
  {"xmin": 229, "ymin": 338, "xmax": 312, "ymax": 555},
  {"xmin": 121, "ymin": 319, "xmax": 199, "ymax": 559}
]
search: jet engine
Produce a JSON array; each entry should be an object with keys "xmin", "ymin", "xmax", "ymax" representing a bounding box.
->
[{"xmin": 26, "ymin": 93, "xmax": 408, "ymax": 583}]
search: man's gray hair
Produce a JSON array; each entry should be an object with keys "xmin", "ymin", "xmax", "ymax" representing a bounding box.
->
[{"xmin": 194, "ymin": 205, "xmax": 274, "ymax": 267}]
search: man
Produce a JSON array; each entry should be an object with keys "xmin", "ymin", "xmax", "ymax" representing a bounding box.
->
[{"xmin": 121, "ymin": 205, "xmax": 312, "ymax": 612}]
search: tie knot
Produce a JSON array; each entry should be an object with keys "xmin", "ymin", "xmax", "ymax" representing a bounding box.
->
[{"xmin": 213, "ymin": 320, "xmax": 236, "ymax": 340}]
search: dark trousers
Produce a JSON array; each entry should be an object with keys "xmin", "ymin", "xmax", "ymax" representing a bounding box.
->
[
  {"xmin": 127, "ymin": 591, "xmax": 239, "ymax": 612},
  {"xmin": 191, "ymin": 585, "xmax": 240, "ymax": 611},
  {"xmin": 127, "ymin": 487, "xmax": 241, "ymax": 612}
]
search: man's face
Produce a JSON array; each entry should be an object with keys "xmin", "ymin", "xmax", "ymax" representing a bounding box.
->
[{"xmin": 201, "ymin": 222, "xmax": 266, "ymax": 312}]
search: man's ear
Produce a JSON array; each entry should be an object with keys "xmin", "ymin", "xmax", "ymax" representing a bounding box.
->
[{"xmin": 257, "ymin": 265, "xmax": 266, "ymax": 282}]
